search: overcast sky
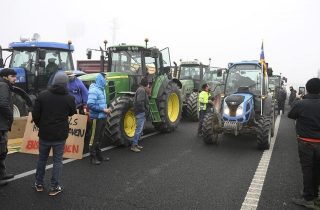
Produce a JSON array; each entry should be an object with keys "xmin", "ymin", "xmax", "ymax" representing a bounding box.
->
[{"xmin": 1, "ymin": 0, "xmax": 319, "ymax": 88}]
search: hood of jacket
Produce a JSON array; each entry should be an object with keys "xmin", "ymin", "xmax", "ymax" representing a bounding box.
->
[{"xmin": 95, "ymin": 73, "xmax": 107, "ymax": 89}]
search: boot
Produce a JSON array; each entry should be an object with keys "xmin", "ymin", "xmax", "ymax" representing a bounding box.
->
[
  {"xmin": 0, "ymin": 160, "xmax": 14, "ymax": 180},
  {"xmin": 90, "ymin": 154, "xmax": 101, "ymax": 165},
  {"xmin": 96, "ymin": 149, "xmax": 110, "ymax": 161}
]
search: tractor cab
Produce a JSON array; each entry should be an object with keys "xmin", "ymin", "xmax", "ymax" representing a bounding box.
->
[
  {"xmin": 268, "ymin": 75, "xmax": 281, "ymax": 100},
  {"xmin": 107, "ymin": 44, "xmax": 171, "ymax": 93}
]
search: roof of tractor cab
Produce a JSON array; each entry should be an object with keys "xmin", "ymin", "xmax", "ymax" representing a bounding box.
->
[
  {"xmin": 228, "ymin": 60, "xmax": 261, "ymax": 69},
  {"xmin": 108, "ymin": 44, "xmax": 146, "ymax": 51},
  {"xmin": 9, "ymin": 41, "xmax": 74, "ymax": 51}
]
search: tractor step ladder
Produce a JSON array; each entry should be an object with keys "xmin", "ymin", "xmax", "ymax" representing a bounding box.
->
[{"xmin": 149, "ymin": 98, "xmax": 161, "ymax": 122}]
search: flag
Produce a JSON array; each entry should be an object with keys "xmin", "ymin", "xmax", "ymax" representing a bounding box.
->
[
  {"xmin": 259, "ymin": 41, "xmax": 267, "ymax": 75},
  {"xmin": 260, "ymin": 42, "xmax": 265, "ymax": 62}
]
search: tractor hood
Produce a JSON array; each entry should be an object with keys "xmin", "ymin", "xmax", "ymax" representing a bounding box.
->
[{"xmin": 225, "ymin": 93, "xmax": 253, "ymax": 106}]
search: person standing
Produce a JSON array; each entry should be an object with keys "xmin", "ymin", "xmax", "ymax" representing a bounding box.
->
[
  {"xmin": 66, "ymin": 71, "xmax": 88, "ymax": 112},
  {"xmin": 197, "ymin": 83, "xmax": 213, "ymax": 137},
  {"xmin": 0, "ymin": 68, "xmax": 17, "ymax": 186},
  {"xmin": 288, "ymin": 78, "xmax": 320, "ymax": 209},
  {"xmin": 277, "ymin": 87, "xmax": 287, "ymax": 114},
  {"xmin": 131, "ymin": 78, "xmax": 149, "ymax": 152},
  {"xmin": 66, "ymin": 71, "xmax": 90, "ymax": 153},
  {"xmin": 32, "ymin": 71, "xmax": 76, "ymax": 196},
  {"xmin": 289, "ymin": 86, "xmax": 297, "ymax": 107},
  {"xmin": 87, "ymin": 73, "xmax": 111, "ymax": 164}
]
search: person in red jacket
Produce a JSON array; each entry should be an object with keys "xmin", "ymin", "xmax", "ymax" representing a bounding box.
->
[{"xmin": 288, "ymin": 78, "xmax": 320, "ymax": 209}]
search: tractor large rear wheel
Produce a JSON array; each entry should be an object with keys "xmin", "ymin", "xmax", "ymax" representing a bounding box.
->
[
  {"xmin": 12, "ymin": 93, "xmax": 28, "ymax": 117},
  {"xmin": 202, "ymin": 112, "xmax": 220, "ymax": 144},
  {"xmin": 106, "ymin": 96, "xmax": 136, "ymax": 146},
  {"xmin": 153, "ymin": 82, "xmax": 182, "ymax": 132},
  {"xmin": 256, "ymin": 116, "xmax": 271, "ymax": 150},
  {"xmin": 186, "ymin": 92, "xmax": 199, "ymax": 121}
]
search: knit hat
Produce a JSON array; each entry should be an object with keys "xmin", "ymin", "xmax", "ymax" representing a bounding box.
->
[
  {"xmin": 52, "ymin": 71, "xmax": 68, "ymax": 87},
  {"xmin": 0, "ymin": 68, "xmax": 17, "ymax": 77},
  {"xmin": 306, "ymin": 78, "xmax": 320, "ymax": 94}
]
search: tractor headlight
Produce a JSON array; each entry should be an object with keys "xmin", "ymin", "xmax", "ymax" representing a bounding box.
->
[
  {"xmin": 223, "ymin": 102, "xmax": 230, "ymax": 115},
  {"xmin": 236, "ymin": 103, "xmax": 244, "ymax": 116}
]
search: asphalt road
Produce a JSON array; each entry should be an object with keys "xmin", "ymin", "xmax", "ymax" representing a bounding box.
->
[{"xmin": 0, "ymin": 114, "xmax": 307, "ymax": 210}]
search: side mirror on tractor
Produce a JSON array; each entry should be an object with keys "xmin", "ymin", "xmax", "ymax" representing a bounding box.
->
[
  {"xmin": 150, "ymin": 48, "xmax": 159, "ymax": 58},
  {"xmin": 267, "ymin": 67, "xmax": 273, "ymax": 76},
  {"xmin": 86, "ymin": 49, "xmax": 92, "ymax": 59},
  {"xmin": 217, "ymin": 69, "xmax": 222, "ymax": 77}
]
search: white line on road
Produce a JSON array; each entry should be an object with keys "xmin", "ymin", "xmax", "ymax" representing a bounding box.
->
[
  {"xmin": 240, "ymin": 114, "xmax": 281, "ymax": 210},
  {"xmin": 8, "ymin": 131, "xmax": 160, "ymax": 182}
]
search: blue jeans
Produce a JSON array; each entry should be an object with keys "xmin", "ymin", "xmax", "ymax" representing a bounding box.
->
[
  {"xmin": 132, "ymin": 112, "xmax": 145, "ymax": 146},
  {"xmin": 35, "ymin": 140, "xmax": 65, "ymax": 187}
]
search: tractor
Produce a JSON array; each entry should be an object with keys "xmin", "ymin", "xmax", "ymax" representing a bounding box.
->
[
  {"xmin": 0, "ymin": 36, "xmax": 83, "ymax": 117},
  {"xmin": 201, "ymin": 60, "xmax": 275, "ymax": 150},
  {"xmin": 174, "ymin": 60, "xmax": 226, "ymax": 121},
  {"xmin": 173, "ymin": 60, "xmax": 208, "ymax": 121},
  {"xmin": 79, "ymin": 40, "xmax": 182, "ymax": 146}
]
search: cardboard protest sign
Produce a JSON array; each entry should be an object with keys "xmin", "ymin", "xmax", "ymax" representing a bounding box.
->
[{"xmin": 20, "ymin": 113, "xmax": 87, "ymax": 159}]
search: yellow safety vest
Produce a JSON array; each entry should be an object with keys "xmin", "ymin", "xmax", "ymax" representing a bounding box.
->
[{"xmin": 198, "ymin": 91, "xmax": 211, "ymax": 111}]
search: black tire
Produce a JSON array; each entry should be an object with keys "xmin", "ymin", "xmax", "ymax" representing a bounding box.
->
[
  {"xmin": 202, "ymin": 112, "xmax": 219, "ymax": 145},
  {"xmin": 186, "ymin": 92, "xmax": 199, "ymax": 121},
  {"xmin": 12, "ymin": 93, "xmax": 28, "ymax": 117},
  {"xmin": 271, "ymin": 107, "xmax": 275, "ymax": 137},
  {"xmin": 153, "ymin": 82, "xmax": 182, "ymax": 132},
  {"xmin": 105, "ymin": 96, "xmax": 135, "ymax": 146},
  {"xmin": 256, "ymin": 116, "xmax": 271, "ymax": 150}
]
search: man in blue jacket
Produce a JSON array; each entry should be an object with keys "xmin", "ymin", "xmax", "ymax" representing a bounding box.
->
[
  {"xmin": 66, "ymin": 71, "xmax": 88, "ymax": 111},
  {"xmin": 87, "ymin": 73, "xmax": 111, "ymax": 164},
  {"xmin": 288, "ymin": 78, "xmax": 320, "ymax": 209}
]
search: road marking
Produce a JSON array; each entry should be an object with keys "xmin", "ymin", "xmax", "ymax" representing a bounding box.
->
[
  {"xmin": 8, "ymin": 131, "xmax": 160, "ymax": 182},
  {"xmin": 240, "ymin": 114, "xmax": 281, "ymax": 210}
]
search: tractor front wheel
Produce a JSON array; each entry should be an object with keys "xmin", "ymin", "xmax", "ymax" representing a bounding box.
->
[
  {"xmin": 256, "ymin": 116, "xmax": 272, "ymax": 150},
  {"xmin": 105, "ymin": 96, "xmax": 135, "ymax": 146},
  {"xmin": 186, "ymin": 92, "xmax": 199, "ymax": 121},
  {"xmin": 202, "ymin": 112, "xmax": 220, "ymax": 144},
  {"xmin": 153, "ymin": 82, "xmax": 182, "ymax": 132},
  {"xmin": 12, "ymin": 93, "xmax": 28, "ymax": 117}
]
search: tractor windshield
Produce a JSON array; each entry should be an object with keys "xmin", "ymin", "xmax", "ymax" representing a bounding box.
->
[
  {"xmin": 203, "ymin": 68, "xmax": 224, "ymax": 83},
  {"xmin": 180, "ymin": 65, "xmax": 201, "ymax": 80},
  {"xmin": 110, "ymin": 51, "xmax": 142, "ymax": 74},
  {"xmin": 10, "ymin": 49, "xmax": 74, "ymax": 74},
  {"xmin": 225, "ymin": 64, "xmax": 261, "ymax": 95}
]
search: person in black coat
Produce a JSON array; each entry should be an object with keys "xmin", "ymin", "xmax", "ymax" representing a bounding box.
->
[
  {"xmin": 32, "ymin": 71, "xmax": 76, "ymax": 196},
  {"xmin": 0, "ymin": 68, "xmax": 17, "ymax": 186},
  {"xmin": 288, "ymin": 78, "xmax": 320, "ymax": 209}
]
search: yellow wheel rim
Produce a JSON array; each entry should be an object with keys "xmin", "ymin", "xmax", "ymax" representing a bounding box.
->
[
  {"xmin": 123, "ymin": 109, "xmax": 136, "ymax": 138},
  {"xmin": 167, "ymin": 93, "xmax": 180, "ymax": 122}
]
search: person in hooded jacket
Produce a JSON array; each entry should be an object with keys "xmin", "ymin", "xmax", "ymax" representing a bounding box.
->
[
  {"xmin": 87, "ymin": 73, "xmax": 111, "ymax": 165},
  {"xmin": 32, "ymin": 71, "xmax": 76, "ymax": 196},
  {"xmin": 288, "ymin": 78, "xmax": 320, "ymax": 209},
  {"xmin": 0, "ymin": 68, "xmax": 17, "ymax": 186}
]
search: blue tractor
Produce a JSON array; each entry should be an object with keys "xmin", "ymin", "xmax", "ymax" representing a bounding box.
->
[
  {"xmin": 201, "ymin": 61, "xmax": 275, "ymax": 150},
  {"xmin": 0, "ymin": 39, "xmax": 83, "ymax": 117}
]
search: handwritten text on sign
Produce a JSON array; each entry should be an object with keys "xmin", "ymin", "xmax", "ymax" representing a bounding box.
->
[{"xmin": 20, "ymin": 113, "xmax": 87, "ymax": 159}]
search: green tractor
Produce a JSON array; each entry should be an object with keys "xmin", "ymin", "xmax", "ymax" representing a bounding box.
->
[
  {"xmin": 201, "ymin": 61, "xmax": 275, "ymax": 150},
  {"xmin": 174, "ymin": 60, "xmax": 226, "ymax": 121},
  {"xmin": 173, "ymin": 60, "xmax": 208, "ymax": 121},
  {"xmin": 79, "ymin": 40, "xmax": 182, "ymax": 146}
]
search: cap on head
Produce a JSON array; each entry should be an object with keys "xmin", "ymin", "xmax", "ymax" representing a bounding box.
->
[
  {"xmin": 65, "ymin": 70, "xmax": 76, "ymax": 77},
  {"xmin": 306, "ymin": 78, "xmax": 320, "ymax": 94},
  {"xmin": 0, "ymin": 68, "xmax": 17, "ymax": 77},
  {"xmin": 140, "ymin": 77, "xmax": 148, "ymax": 87}
]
